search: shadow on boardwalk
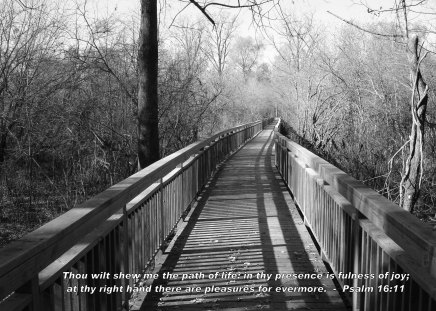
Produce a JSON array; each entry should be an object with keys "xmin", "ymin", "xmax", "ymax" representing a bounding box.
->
[{"xmin": 141, "ymin": 125, "xmax": 349, "ymax": 311}]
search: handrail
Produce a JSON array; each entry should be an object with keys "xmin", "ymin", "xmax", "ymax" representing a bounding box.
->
[
  {"xmin": 273, "ymin": 117, "xmax": 281, "ymax": 133},
  {"xmin": 273, "ymin": 120, "xmax": 436, "ymax": 310},
  {"xmin": 0, "ymin": 119, "xmax": 271, "ymax": 310}
]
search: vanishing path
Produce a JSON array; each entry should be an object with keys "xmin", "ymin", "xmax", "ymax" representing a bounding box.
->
[{"xmin": 141, "ymin": 125, "xmax": 349, "ymax": 311}]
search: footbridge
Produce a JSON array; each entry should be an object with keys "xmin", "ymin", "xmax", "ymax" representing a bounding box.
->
[{"xmin": 1, "ymin": 119, "xmax": 435, "ymax": 311}]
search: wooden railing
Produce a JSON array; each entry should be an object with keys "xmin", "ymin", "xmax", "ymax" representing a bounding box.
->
[
  {"xmin": 274, "ymin": 119, "xmax": 436, "ymax": 311},
  {"xmin": 0, "ymin": 119, "xmax": 271, "ymax": 311}
]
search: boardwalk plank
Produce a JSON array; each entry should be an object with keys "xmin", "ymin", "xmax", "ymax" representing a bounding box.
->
[{"xmin": 140, "ymin": 125, "xmax": 349, "ymax": 310}]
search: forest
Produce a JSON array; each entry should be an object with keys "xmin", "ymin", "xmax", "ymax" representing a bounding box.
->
[{"xmin": 0, "ymin": 0, "xmax": 435, "ymax": 247}]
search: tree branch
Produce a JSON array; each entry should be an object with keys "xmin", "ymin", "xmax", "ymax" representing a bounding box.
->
[
  {"xmin": 204, "ymin": 0, "xmax": 274, "ymax": 9},
  {"xmin": 189, "ymin": 0, "xmax": 215, "ymax": 26},
  {"xmin": 15, "ymin": 0, "xmax": 39, "ymax": 10},
  {"xmin": 169, "ymin": 2, "xmax": 191, "ymax": 28},
  {"xmin": 361, "ymin": 0, "xmax": 427, "ymax": 14},
  {"xmin": 327, "ymin": 10, "xmax": 404, "ymax": 38},
  {"xmin": 189, "ymin": 0, "xmax": 277, "ymax": 26}
]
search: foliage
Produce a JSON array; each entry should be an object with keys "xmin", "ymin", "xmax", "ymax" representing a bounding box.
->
[
  {"xmin": 3, "ymin": 0, "xmax": 436, "ymax": 247},
  {"xmin": 0, "ymin": 2, "xmax": 274, "ymax": 246},
  {"xmin": 272, "ymin": 15, "xmax": 436, "ymax": 220}
]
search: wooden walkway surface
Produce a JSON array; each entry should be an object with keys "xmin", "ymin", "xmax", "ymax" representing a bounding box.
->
[{"xmin": 140, "ymin": 125, "xmax": 349, "ymax": 310}]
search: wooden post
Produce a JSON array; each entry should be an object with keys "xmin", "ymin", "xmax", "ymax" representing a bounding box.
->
[
  {"xmin": 122, "ymin": 204, "xmax": 130, "ymax": 310},
  {"xmin": 16, "ymin": 276, "xmax": 40, "ymax": 311},
  {"xmin": 352, "ymin": 215, "xmax": 362, "ymax": 311},
  {"xmin": 159, "ymin": 178, "xmax": 165, "ymax": 244},
  {"xmin": 179, "ymin": 162, "xmax": 184, "ymax": 216}
]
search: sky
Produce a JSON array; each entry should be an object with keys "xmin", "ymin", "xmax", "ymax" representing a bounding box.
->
[
  {"xmin": 87, "ymin": 0, "xmax": 436, "ymax": 26},
  {"xmin": 96, "ymin": 0, "xmax": 408, "ymax": 20},
  {"xmin": 85, "ymin": 0, "xmax": 436, "ymax": 62},
  {"xmin": 85, "ymin": 0, "xmax": 436, "ymax": 33},
  {"xmin": 88, "ymin": 0, "xmax": 388, "ymax": 25}
]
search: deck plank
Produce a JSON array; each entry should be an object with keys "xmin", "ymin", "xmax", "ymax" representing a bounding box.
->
[{"xmin": 141, "ymin": 125, "xmax": 349, "ymax": 310}]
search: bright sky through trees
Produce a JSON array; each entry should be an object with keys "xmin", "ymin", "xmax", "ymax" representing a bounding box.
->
[
  {"xmin": 85, "ymin": 0, "xmax": 436, "ymax": 63},
  {"xmin": 88, "ymin": 0, "xmax": 415, "ymax": 25}
]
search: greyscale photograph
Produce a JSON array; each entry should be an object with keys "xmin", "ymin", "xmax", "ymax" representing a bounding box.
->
[{"xmin": 0, "ymin": 0, "xmax": 435, "ymax": 310}]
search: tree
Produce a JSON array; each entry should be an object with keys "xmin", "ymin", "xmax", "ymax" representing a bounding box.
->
[
  {"xmin": 327, "ymin": 0, "xmax": 435, "ymax": 213},
  {"xmin": 269, "ymin": 10, "xmax": 323, "ymax": 137},
  {"xmin": 136, "ymin": 0, "xmax": 279, "ymax": 168},
  {"xmin": 400, "ymin": 34, "xmax": 429, "ymax": 211},
  {"xmin": 231, "ymin": 36, "xmax": 263, "ymax": 80},
  {"xmin": 137, "ymin": 0, "xmax": 159, "ymax": 169},
  {"xmin": 202, "ymin": 14, "xmax": 238, "ymax": 77},
  {"xmin": 159, "ymin": 22, "xmax": 222, "ymax": 155}
]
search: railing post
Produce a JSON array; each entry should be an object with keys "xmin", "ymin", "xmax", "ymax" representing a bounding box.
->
[
  {"xmin": 16, "ymin": 276, "xmax": 40, "ymax": 311},
  {"xmin": 281, "ymin": 138, "xmax": 285, "ymax": 176},
  {"xmin": 159, "ymin": 178, "xmax": 165, "ymax": 244},
  {"xmin": 178, "ymin": 162, "xmax": 184, "ymax": 216},
  {"xmin": 122, "ymin": 204, "xmax": 130, "ymax": 309},
  {"xmin": 352, "ymin": 215, "xmax": 363, "ymax": 311}
]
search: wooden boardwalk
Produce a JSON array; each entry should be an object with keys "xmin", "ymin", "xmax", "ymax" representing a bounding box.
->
[{"xmin": 141, "ymin": 125, "xmax": 349, "ymax": 311}]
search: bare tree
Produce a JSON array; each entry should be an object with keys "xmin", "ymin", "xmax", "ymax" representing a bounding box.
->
[
  {"xmin": 159, "ymin": 22, "xmax": 222, "ymax": 154},
  {"xmin": 400, "ymin": 35, "xmax": 429, "ymax": 211},
  {"xmin": 268, "ymin": 9, "xmax": 322, "ymax": 137},
  {"xmin": 137, "ymin": 0, "xmax": 159, "ymax": 168},
  {"xmin": 136, "ymin": 0, "xmax": 279, "ymax": 168},
  {"xmin": 328, "ymin": 0, "xmax": 434, "ymax": 213},
  {"xmin": 0, "ymin": 0, "xmax": 67, "ymax": 170},
  {"xmin": 202, "ymin": 14, "xmax": 238, "ymax": 77},
  {"xmin": 231, "ymin": 36, "xmax": 263, "ymax": 79}
]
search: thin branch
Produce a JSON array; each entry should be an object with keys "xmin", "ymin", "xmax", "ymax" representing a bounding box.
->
[
  {"xmin": 401, "ymin": 0, "xmax": 409, "ymax": 38},
  {"xmin": 204, "ymin": 0, "xmax": 273, "ymax": 9},
  {"xmin": 15, "ymin": 0, "xmax": 39, "ymax": 10},
  {"xmin": 408, "ymin": 9, "xmax": 436, "ymax": 15},
  {"xmin": 189, "ymin": 0, "xmax": 215, "ymax": 26},
  {"xmin": 169, "ymin": 2, "xmax": 191, "ymax": 28},
  {"xmin": 361, "ymin": 0, "xmax": 427, "ymax": 14},
  {"xmin": 327, "ymin": 10, "xmax": 404, "ymax": 38},
  {"xmin": 189, "ymin": 0, "xmax": 277, "ymax": 27},
  {"xmin": 384, "ymin": 138, "xmax": 410, "ymax": 196}
]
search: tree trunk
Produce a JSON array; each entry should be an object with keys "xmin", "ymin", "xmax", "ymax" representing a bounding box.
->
[
  {"xmin": 400, "ymin": 35, "xmax": 428, "ymax": 212},
  {"xmin": 0, "ymin": 131, "xmax": 6, "ymax": 165},
  {"xmin": 137, "ymin": 0, "xmax": 159, "ymax": 169}
]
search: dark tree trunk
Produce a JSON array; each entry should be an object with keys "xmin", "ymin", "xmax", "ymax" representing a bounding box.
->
[
  {"xmin": 0, "ymin": 131, "xmax": 6, "ymax": 165},
  {"xmin": 137, "ymin": 0, "xmax": 159, "ymax": 169},
  {"xmin": 400, "ymin": 35, "xmax": 428, "ymax": 212},
  {"xmin": 0, "ymin": 121, "xmax": 10, "ymax": 171}
]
